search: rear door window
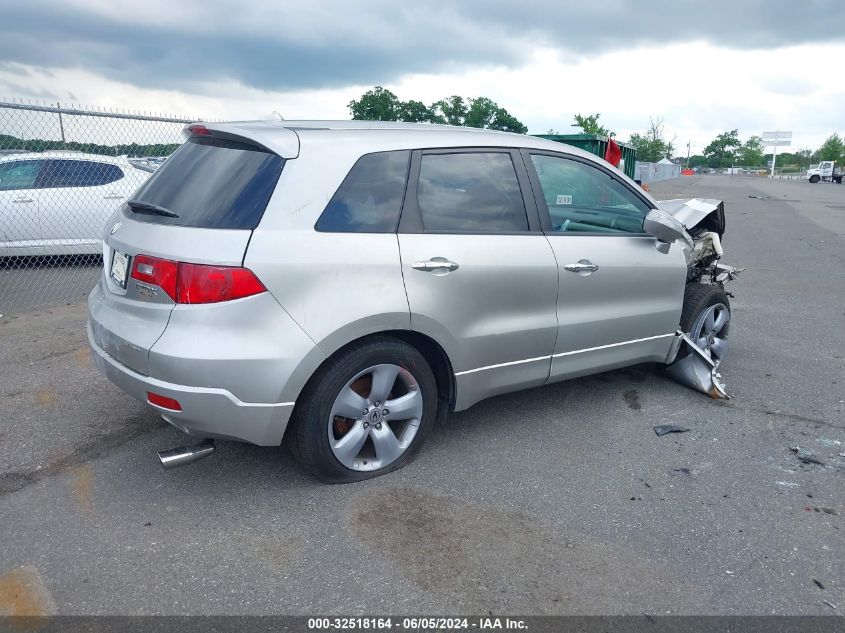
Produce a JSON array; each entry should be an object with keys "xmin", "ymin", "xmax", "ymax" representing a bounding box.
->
[
  {"xmin": 0, "ymin": 160, "xmax": 42, "ymax": 191},
  {"xmin": 415, "ymin": 152, "xmax": 528, "ymax": 232},
  {"xmin": 37, "ymin": 160, "xmax": 124, "ymax": 188},
  {"xmin": 316, "ymin": 150, "xmax": 409, "ymax": 232},
  {"xmin": 128, "ymin": 136, "xmax": 284, "ymax": 229}
]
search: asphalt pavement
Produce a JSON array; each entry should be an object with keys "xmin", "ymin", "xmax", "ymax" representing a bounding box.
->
[{"xmin": 0, "ymin": 175, "xmax": 843, "ymax": 615}]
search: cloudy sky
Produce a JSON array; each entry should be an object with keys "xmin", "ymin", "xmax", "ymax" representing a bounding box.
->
[{"xmin": 1, "ymin": 0, "xmax": 844, "ymax": 153}]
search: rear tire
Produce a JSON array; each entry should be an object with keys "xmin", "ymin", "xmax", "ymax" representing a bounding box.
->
[{"xmin": 289, "ymin": 336, "xmax": 437, "ymax": 483}]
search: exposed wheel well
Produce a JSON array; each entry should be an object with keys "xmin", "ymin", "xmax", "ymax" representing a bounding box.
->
[
  {"xmin": 386, "ymin": 330, "xmax": 455, "ymax": 410},
  {"xmin": 300, "ymin": 330, "xmax": 455, "ymax": 413}
]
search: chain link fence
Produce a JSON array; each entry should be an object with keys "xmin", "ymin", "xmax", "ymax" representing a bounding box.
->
[{"xmin": 0, "ymin": 101, "xmax": 204, "ymax": 316}]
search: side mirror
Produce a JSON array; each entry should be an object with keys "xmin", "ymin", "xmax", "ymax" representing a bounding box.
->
[{"xmin": 643, "ymin": 208, "xmax": 689, "ymax": 246}]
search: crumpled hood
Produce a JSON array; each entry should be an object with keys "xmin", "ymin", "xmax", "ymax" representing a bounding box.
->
[{"xmin": 656, "ymin": 198, "xmax": 724, "ymax": 232}]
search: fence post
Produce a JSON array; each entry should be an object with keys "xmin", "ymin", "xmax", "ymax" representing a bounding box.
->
[{"xmin": 57, "ymin": 102, "xmax": 66, "ymax": 144}]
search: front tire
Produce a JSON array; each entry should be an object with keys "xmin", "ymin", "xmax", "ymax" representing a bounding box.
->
[
  {"xmin": 289, "ymin": 336, "xmax": 437, "ymax": 483},
  {"xmin": 676, "ymin": 283, "xmax": 731, "ymax": 362},
  {"xmin": 809, "ymin": 175, "xmax": 820, "ymax": 183}
]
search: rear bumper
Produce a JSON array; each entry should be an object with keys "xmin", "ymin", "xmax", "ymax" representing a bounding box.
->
[{"xmin": 87, "ymin": 322, "xmax": 294, "ymax": 445}]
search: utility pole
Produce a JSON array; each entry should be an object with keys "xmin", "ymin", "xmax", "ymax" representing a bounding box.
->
[{"xmin": 686, "ymin": 140, "xmax": 691, "ymax": 168}]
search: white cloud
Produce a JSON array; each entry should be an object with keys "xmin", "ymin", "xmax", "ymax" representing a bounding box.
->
[{"xmin": 1, "ymin": 41, "xmax": 843, "ymax": 152}]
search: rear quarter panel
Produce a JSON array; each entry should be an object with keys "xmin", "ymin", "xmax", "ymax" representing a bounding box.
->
[{"xmin": 244, "ymin": 134, "xmax": 412, "ymax": 361}]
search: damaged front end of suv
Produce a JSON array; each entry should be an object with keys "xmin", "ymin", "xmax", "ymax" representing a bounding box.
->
[{"xmin": 657, "ymin": 198, "xmax": 743, "ymax": 399}]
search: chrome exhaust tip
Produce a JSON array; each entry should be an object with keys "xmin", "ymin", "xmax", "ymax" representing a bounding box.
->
[{"xmin": 158, "ymin": 441, "xmax": 215, "ymax": 470}]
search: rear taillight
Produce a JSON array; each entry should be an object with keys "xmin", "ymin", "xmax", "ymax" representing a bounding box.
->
[
  {"xmin": 131, "ymin": 255, "xmax": 177, "ymax": 300},
  {"xmin": 130, "ymin": 256, "xmax": 266, "ymax": 304},
  {"xmin": 176, "ymin": 263, "xmax": 266, "ymax": 304}
]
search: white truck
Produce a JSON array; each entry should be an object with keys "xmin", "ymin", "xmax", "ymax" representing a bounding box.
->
[{"xmin": 806, "ymin": 160, "xmax": 843, "ymax": 183}]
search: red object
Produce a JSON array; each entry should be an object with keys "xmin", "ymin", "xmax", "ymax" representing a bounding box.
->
[
  {"xmin": 131, "ymin": 255, "xmax": 178, "ymax": 301},
  {"xmin": 131, "ymin": 256, "xmax": 266, "ymax": 304},
  {"xmin": 604, "ymin": 137, "xmax": 622, "ymax": 167},
  {"xmin": 187, "ymin": 124, "xmax": 211, "ymax": 136},
  {"xmin": 147, "ymin": 392, "xmax": 182, "ymax": 411},
  {"xmin": 176, "ymin": 263, "xmax": 266, "ymax": 304},
  {"xmin": 682, "ymin": 168, "xmax": 695, "ymax": 176}
]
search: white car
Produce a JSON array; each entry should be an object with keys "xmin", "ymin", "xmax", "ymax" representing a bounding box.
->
[{"xmin": 0, "ymin": 152, "xmax": 151, "ymax": 256}]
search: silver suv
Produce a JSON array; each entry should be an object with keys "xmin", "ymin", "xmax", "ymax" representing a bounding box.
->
[{"xmin": 88, "ymin": 120, "xmax": 739, "ymax": 482}]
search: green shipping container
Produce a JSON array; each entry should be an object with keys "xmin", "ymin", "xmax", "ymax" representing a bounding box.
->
[{"xmin": 532, "ymin": 133, "xmax": 637, "ymax": 180}]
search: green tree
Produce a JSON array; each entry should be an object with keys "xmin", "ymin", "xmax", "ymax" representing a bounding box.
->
[
  {"xmin": 348, "ymin": 87, "xmax": 528, "ymax": 133},
  {"xmin": 795, "ymin": 148, "xmax": 814, "ymax": 169},
  {"xmin": 0, "ymin": 133, "xmax": 178, "ymax": 157},
  {"xmin": 628, "ymin": 117, "xmax": 673, "ymax": 162},
  {"xmin": 816, "ymin": 133, "xmax": 844, "ymax": 162},
  {"xmin": 463, "ymin": 97, "xmax": 527, "ymax": 133},
  {"xmin": 430, "ymin": 96, "xmax": 468, "ymax": 126},
  {"xmin": 571, "ymin": 113, "xmax": 611, "ymax": 136},
  {"xmin": 348, "ymin": 86, "xmax": 402, "ymax": 121},
  {"xmin": 397, "ymin": 100, "xmax": 433, "ymax": 123},
  {"xmin": 737, "ymin": 135, "xmax": 765, "ymax": 166},
  {"xmin": 464, "ymin": 97, "xmax": 500, "ymax": 129},
  {"xmin": 703, "ymin": 130, "xmax": 741, "ymax": 168}
]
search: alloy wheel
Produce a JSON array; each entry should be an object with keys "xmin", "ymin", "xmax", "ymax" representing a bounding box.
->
[
  {"xmin": 327, "ymin": 364, "xmax": 423, "ymax": 471},
  {"xmin": 692, "ymin": 302, "xmax": 730, "ymax": 361}
]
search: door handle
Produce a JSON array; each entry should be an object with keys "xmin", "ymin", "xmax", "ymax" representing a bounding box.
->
[
  {"xmin": 564, "ymin": 260, "xmax": 600, "ymax": 275},
  {"xmin": 12, "ymin": 197, "xmax": 33, "ymax": 203},
  {"xmin": 103, "ymin": 193, "xmax": 124, "ymax": 200},
  {"xmin": 411, "ymin": 258, "xmax": 459, "ymax": 273}
]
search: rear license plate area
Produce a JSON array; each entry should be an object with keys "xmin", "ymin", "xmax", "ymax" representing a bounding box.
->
[{"xmin": 111, "ymin": 250, "xmax": 130, "ymax": 288}]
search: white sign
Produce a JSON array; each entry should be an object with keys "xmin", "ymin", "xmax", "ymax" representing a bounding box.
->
[
  {"xmin": 762, "ymin": 131, "xmax": 792, "ymax": 147},
  {"xmin": 762, "ymin": 131, "xmax": 792, "ymax": 179}
]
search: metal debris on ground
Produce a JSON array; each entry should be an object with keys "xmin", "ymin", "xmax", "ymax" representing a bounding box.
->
[
  {"xmin": 653, "ymin": 424, "xmax": 690, "ymax": 437},
  {"xmin": 813, "ymin": 579, "xmax": 825, "ymax": 590},
  {"xmin": 822, "ymin": 600, "xmax": 837, "ymax": 610},
  {"xmin": 790, "ymin": 446, "xmax": 825, "ymax": 466}
]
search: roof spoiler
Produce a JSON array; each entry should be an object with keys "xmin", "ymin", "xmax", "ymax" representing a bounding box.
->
[{"xmin": 182, "ymin": 122, "xmax": 300, "ymax": 159}]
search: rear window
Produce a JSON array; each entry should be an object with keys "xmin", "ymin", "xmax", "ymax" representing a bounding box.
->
[
  {"xmin": 128, "ymin": 136, "xmax": 284, "ymax": 229},
  {"xmin": 416, "ymin": 152, "xmax": 528, "ymax": 232},
  {"xmin": 315, "ymin": 150, "xmax": 410, "ymax": 233}
]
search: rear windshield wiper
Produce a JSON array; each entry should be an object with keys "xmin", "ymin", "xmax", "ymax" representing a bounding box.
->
[{"xmin": 126, "ymin": 200, "xmax": 179, "ymax": 218}]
